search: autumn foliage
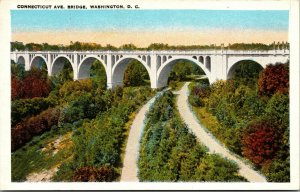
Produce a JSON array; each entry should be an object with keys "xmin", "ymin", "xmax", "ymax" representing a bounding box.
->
[
  {"xmin": 241, "ymin": 120, "xmax": 281, "ymax": 167},
  {"xmin": 73, "ymin": 166, "xmax": 116, "ymax": 182},
  {"xmin": 11, "ymin": 107, "xmax": 60, "ymax": 151},
  {"xmin": 11, "ymin": 68, "xmax": 52, "ymax": 100},
  {"xmin": 258, "ymin": 63, "xmax": 289, "ymax": 96},
  {"xmin": 11, "ymin": 75, "xmax": 23, "ymax": 100}
]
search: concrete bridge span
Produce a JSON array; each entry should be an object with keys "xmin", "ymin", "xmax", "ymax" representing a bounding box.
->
[{"xmin": 11, "ymin": 49, "xmax": 289, "ymax": 89}]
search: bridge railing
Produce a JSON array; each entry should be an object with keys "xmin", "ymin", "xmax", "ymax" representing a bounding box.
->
[{"xmin": 11, "ymin": 49, "xmax": 289, "ymax": 55}]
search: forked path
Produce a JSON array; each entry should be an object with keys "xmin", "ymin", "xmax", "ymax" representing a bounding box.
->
[
  {"xmin": 120, "ymin": 92, "xmax": 163, "ymax": 181},
  {"xmin": 176, "ymin": 82, "xmax": 267, "ymax": 182}
]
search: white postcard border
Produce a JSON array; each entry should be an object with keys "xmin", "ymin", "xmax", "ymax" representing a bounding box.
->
[{"xmin": 0, "ymin": 0, "xmax": 299, "ymax": 190}]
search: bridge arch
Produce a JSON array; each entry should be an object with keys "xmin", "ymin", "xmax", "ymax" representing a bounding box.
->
[
  {"xmin": 17, "ymin": 55, "xmax": 25, "ymax": 65},
  {"xmin": 227, "ymin": 58, "xmax": 264, "ymax": 80},
  {"xmin": 51, "ymin": 56, "xmax": 75, "ymax": 76},
  {"xmin": 111, "ymin": 56, "xmax": 151, "ymax": 87},
  {"xmin": 78, "ymin": 56, "xmax": 107, "ymax": 80},
  {"xmin": 156, "ymin": 56, "xmax": 212, "ymax": 88},
  {"xmin": 30, "ymin": 55, "xmax": 48, "ymax": 70}
]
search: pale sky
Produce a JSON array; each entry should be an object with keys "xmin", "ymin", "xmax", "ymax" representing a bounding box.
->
[{"xmin": 11, "ymin": 10, "xmax": 289, "ymax": 47}]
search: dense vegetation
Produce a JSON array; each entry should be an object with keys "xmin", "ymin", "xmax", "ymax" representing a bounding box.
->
[
  {"xmin": 138, "ymin": 91, "xmax": 245, "ymax": 181},
  {"xmin": 123, "ymin": 60, "xmax": 150, "ymax": 87},
  {"xmin": 11, "ymin": 41, "xmax": 289, "ymax": 51},
  {"xmin": 11, "ymin": 58, "xmax": 155, "ymax": 181},
  {"xmin": 188, "ymin": 61, "xmax": 289, "ymax": 182},
  {"xmin": 53, "ymin": 86, "xmax": 154, "ymax": 181},
  {"xmin": 167, "ymin": 60, "xmax": 205, "ymax": 90},
  {"xmin": 11, "ymin": 65, "xmax": 52, "ymax": 100}
]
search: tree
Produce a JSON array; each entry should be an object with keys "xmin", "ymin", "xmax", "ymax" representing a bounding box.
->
[
  {"xmin": 11, "ymin": 75, "xmax": 23, "ymax": 100},
  {"xmin": 11, "ymin": 63, "xmax": 25, "ymax": 79},
  {"xmin": 90, "ymin": 60, "xmax": 107, "ymax": 89},
  {"xmin": 11, "ymin": 107, "xmax": 60, "ymax": 151},
  {"xmin": 119, "ymin": 44, "xmax": 137, "ymax": 50},
  {"xmin": 123, "ymin": 60, "xmax": 149, "ymax": 87},
  {"xmin": 11, "ymin": 97, "xmax": 55, "ymax": 126},
  {"xmin": 11, "ymin": 41, "xmax": 25, "ymax": 51},
  {"xmin": 22, "ymin": 68, "xmax": 52, "ymax": 99},
  {"xmin": 231, "ymin": 60, "xmax": 263, "ymax": 86},
  {"xmin": 258, "ymin": 63, "xmax": 289, "ymax": 96},
  {"xmin": 242, "ymin": 119, "xmax": 281, "ymax": 167}
]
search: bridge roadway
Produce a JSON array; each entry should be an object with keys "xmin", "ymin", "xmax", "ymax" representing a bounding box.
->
[{"xmin": 11, "ymin": 49, "xmax": 289, "ymax": 89}]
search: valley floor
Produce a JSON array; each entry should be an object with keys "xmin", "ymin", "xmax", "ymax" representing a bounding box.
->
[{"xmin": 176, "ymin": 82, "xmax": 266, "ymax": 182}]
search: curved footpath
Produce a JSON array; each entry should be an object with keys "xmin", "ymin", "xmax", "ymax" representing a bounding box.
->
[
  {"xmin": 120, "ymin": 91, "xmax": 164, "ymax": 181},
  {"xmin": 176, "ymin": 82, "xmax": 267, "ymax": 182}
]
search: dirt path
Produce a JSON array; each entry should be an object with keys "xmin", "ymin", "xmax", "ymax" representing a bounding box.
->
[
  {"xmin": 176, "ymin": 82, "xmax": 267, "ymax": 182},
  {"xmin": 120, "ymin": 92, "xmax": 163, "ymax": 182},
  {"xmin": 26, "ymin": 166, "xmax": 58, "ymax": 182}
]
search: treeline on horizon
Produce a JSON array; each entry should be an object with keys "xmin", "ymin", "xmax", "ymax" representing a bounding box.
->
[{"xmin": 11, "ymin": 41, "xmax": 289, "ymax": 51}]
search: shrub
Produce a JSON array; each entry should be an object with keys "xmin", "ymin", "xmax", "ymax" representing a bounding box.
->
[
  {"xmin": 261, "ymin": 157, "xmax": 290, "ymax": 182},
  {"xmin": 265, "ymin": 92, "xmax": 289, "ymax": 127},
  {"xmin": 168, "ymin": 80, "xmax": 178, "ymax": 90},
  {"xmin": 241, "ymin": 119, "xmax": 281, "ymax": 167},
  {"xmin": 12, "ymin": 68, "xmax": 52, "ymax": 100},
  {"xmin": 188, "ymin": 95, "xmax": 203, "ymax": 107},
  {"xmin": 59, "ymin": 79, "xmax": 93, "ymax": 102},
  {"xmin": 22, "ymin": 68, "xmax": 52, "ymax": 99},
  {"xmin": 11, "ymin": 75, "xmax": 23, "ymax": 100},
  {"xmin": 258, "ymin": 63, "xmax": 289, "ymax": 96},
  {"xmin": 194, "ymin": 154, "xmax": 246, "ymax": 181},
  {"xmin": 11, "ymin": 107, "xmax": 60, "ymax": 151},
  {"xmin": 11, "ymin": 97, "xmax": 55, "ymax": 127},
  {"xmin": 73, "ymin": 166, "xmax": 117, "ymax": 182},
  {"xmin": 191, "ymin": 83, "xmax": 210, "ymax": 98}
]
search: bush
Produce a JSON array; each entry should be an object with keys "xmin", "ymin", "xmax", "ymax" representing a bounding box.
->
[
  {"xmin": 11, "ymin": 107, "xmax": 60, "ymax": 151},
  {"xmin": 12, "ymin": 68, "xmax": 52, "ymax": 100},
  {"xmin": 168, "ymin": 80, "xmax": 179, "ymax": 90},
  {"xmin": 265, "ymin": 92, "xmax": 289, "ymax": 127},
  {"xmin": 188, "ymin": 95, "xmax": 203, "ymax": 107},
  {"xmin": 191, "ymin": 83, "xmax": 210, "ymax": 98},
  {"xmin": 73, "ymin": 166, "xmax": 117, "ymax": 182},
  {"xmin": 241, "ymin": 119, "xmax": 281, "ymax": 167},
  {"xmin": 59, "ymin": 79, "xmax": 94, "ymax": 102},
  {"xmin": 258, "ymin": 63, "xmax": 289, "ymax": 96},
  {"xmin": 11, "ymin": 97, "xmax": 56, "ymax": 127},
  {"xmin": 11, "ymin": 75, "xmax": 23, "ymax": 100},
  {"xmin": 261, "ymin": 157, "xmax": 290, "ymax": 182},
  {"xmin": 194, "ymin": 154, "xmax": 246, "ymax": 181}
]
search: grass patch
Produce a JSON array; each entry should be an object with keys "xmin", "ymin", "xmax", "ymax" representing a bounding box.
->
[
  {"xmin": 192, "ymin": 106, "xmax": 222, "ymax": 140},
  {"xmin": 169, "ymin": 81, "xmax": 185, "ymax": 91},
  {"xmin": 11, "ymin": 130, "xmax": 74, "ymax": 181}
]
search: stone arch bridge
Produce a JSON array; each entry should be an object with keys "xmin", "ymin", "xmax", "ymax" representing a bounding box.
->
[{"xmin": 11, "ymin": 49, "xmax": 289, "ymax": 89}]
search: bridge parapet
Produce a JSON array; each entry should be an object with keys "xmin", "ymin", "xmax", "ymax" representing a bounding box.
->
[{"xmin": 11, "ymin": 49, "xmax": 289, "ymax": 56}]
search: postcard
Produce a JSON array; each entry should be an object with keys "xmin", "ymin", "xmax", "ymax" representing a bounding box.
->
[{"xmin": 0, "ymin": 0, "xmax": 299, "ymax": 190}]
